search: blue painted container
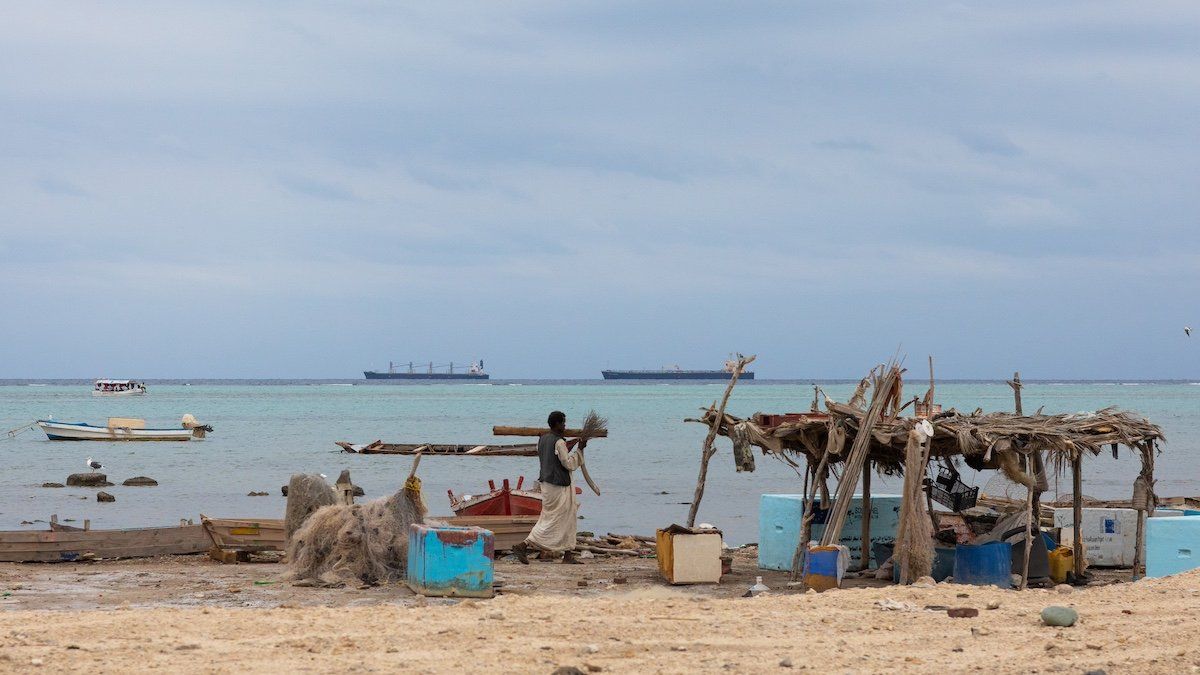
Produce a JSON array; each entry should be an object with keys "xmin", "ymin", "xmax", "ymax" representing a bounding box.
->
[
  {"xmin": 1146, "ymin": 515, "xmax": 1200, "ymax": 578},
  {"xmin": 802, "ymin": 546, "xmax": 843, "ymax": 591},
  {"xmin": 406, "ymin": 524, "xmax": 494, "ymax": 598},
  {"xmin": 887, "ymin": 545, "xmax": 955, "ymax": 583},
  {"xmin": 954, "ymin": 542, "xmax": 1013, "ymax": 587},
  {"xmin": 759, "ymin": 494, "xmax": 902, "ymax": 571}
]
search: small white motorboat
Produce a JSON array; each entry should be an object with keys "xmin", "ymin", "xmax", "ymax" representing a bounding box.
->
[
  {"xmin": 92, "ymin": 379, "xmax": 147, "ymax": 397},
  {"xmin": 37, "ymin": 416, "xmax": 212, "ymax": 441}
]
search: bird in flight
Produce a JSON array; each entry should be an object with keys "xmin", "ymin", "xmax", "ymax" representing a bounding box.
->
[
  {"xmin": 1187, "ymin": 326, "xmax": 1192, "ymax": 337},
  {"xmin": 85, "ymin": 457, "xmax": 103, "ymax": 473}
]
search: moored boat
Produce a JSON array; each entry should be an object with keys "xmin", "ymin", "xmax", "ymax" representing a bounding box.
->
[
  {"xmin": 0, "ymin": 520, "xmax": 208, "ymax": 562},
  {"xmin": 92, "ymin": 379, "xmax": 147, "ymax": 396},
  {"xmin": 37, "ymin": 416, "xmax": 212, "ymax": 441},
  {"xmin": 336, "ymin": 440, "xmax": 537, "ymax": 456},
  {"xmin": 449, "ymin": 477, "xmax": 564, "ymax": 516},
  {"xmin": 201, "ymin": 515, "xmax": 286, "ymax": 553}
]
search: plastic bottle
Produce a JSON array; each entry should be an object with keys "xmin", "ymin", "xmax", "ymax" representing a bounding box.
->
[{"xmin": 748, "ymin": 576, "xmax": 770, "ymax": 596}]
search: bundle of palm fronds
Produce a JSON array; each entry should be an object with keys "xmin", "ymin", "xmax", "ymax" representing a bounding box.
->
[{"xmin": 579, "ymin": 410, "xmax": 608, "ymax": 443}]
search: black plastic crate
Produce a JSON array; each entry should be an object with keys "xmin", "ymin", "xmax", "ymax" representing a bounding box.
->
[{"xmin": 930, "ymin": 466, "xmax": 979, "ymax": 512}]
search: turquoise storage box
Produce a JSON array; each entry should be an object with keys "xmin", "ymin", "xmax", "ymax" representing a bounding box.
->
[
  {"xmin": 406, "ymin": 524, "xmax": 495, "ymax": 598},
  {"xmin": 758, "ymin": 494, "xmax": 902, "ymax": 571},
  {"xmin": 953, "ymin": 541, "xmax": 1013, "ymax": 587},
  {"xmin": 1146, "ymin": 515, "xmax": 1200, "ymax": 578}
]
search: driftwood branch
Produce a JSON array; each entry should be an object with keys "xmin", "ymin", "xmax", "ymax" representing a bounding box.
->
[{"xmin": 686, "ymin": 354, "xmax": 756, "ymax": 527}]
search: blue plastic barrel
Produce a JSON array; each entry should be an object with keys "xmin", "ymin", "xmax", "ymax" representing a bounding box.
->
[
  {"xmin": 954, "ymin": 541, "xmax": 1013, "ymax": 587},
  {"xmin": 893, "ymin": 546, "xmax": 956, "ymax": 583},
  {"xmin": 802, "ymin": 546, "xmax": 842, "ymax": 591}
]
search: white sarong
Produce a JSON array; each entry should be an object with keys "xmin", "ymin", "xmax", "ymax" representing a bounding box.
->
[{"xmin": 525, "ymin": 440, "xmax": 581, "ymax": 553}]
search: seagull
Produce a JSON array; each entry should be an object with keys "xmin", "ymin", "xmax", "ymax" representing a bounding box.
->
[
  {"xmin": 1186, "ymin": 326, "xmax": 1192, "ymax": 337},
  {"xmin": 85, "ymin": 457, "xmax": 103, "ymax": 474}
]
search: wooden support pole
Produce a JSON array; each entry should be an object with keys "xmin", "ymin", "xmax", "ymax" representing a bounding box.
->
[
  {"xmin": 686, "ymin": 354, "xmax": 755, "ymax": 527},
  {"xmin": 1072, "ymin": 452, "xmax": 1085, "ymax": 580},
  {"xmin": 860, "ymin": 460, "xmax": 872, "ymax": 571},
  {"xmin": 1020, "ymin": 454, "xmax": 1034, "ymax": 590},
  {"xmin": 792, "ymin": 453, "xmax": 830, "ymax": 582}
]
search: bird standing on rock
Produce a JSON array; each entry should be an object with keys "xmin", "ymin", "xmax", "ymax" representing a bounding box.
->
[{"xmin": 85, "ymin": 457, "xmax": 103, "ymax": 473}]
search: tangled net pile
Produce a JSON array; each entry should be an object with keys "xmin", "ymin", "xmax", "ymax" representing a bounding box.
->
[{"xmin": 286, "ymin": 472, "xmax": 428, "ymax": 586}]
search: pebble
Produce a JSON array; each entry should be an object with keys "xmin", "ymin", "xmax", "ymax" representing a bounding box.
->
[
  {"xmin": 956, "ymin": 592, "xmax": 969, "ymax": 598},
  {"xmin": 671, "ymin": 645, "xmax": 688, "ymax": 652},
  {"xmin": 947, "ymin": 607, "xmax": 979, "ymax": 618},
  {"xmin": 487, "ymin": 610, "xmax": 504, "ymax": 620},
  {"xmin": 582, "ymin": 644, "xmax": 600, "ymax": 654},
  {"xmin": 585, "ymin": 665, "xmax": 603, "ymax": 673},
  {"xmin": 30, "ymin": 658, "xmax": 43, "ymax": 667},
  {"xmin": 913, "ymin": 576, "xmax": 936, "ymax": 588},
  {"xmin": 1041, "ymin": 606, "xmax": 1079, "ymax": 627},
  {"xmin": 1084, "ymin": 670, "xmax": 1107, "ymax": 675},
  {"xmin": 1055, "ymin": 584, "xmax": 1073, "ymax": 595},
  {"xmin": 971, "ymin": 627, "xmax": 991, "ymax": 637},
  {"xmin": 986, "ymin": 600, "xmax": 1001, "ymax": 610},
  {"xmin": 552, "ymin": 668, "xmax": 585, "ymax": 675},
  {"xmin": 779, "ymin": 658, "xmax": 793, "ymax": 668}
]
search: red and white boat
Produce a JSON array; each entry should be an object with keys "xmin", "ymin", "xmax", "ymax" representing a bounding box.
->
[{"xmin": 448, "ymin": 477, "xmax": 583, "ymax": 516}]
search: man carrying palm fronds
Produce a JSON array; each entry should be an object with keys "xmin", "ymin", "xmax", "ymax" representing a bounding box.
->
[{"xmin": 512, "ymin": 410, "xmax": 587, "ymax": 565}]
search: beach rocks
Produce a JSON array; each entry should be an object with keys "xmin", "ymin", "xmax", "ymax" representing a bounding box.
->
[
  {"xmin": 123, "ymin": 476, "xmax": 158, "ymax": 487},
  {"xmin": 247, "ymin": 491, "xmax": 269, "ymax": 497},
  {"xmin": 947, "ymin": 607, "xmax": 979, "ymax": 618},
  {"xmin": 97, "ymin": 491, "xmax": 116, "ymax": 503},
  {"xmin": 1054, "ymin": 584, "xmax": 1073, "ymax": 595},
  {"xmin": 41, "ymin": 482, "xmax": 64, "ymax": 488},
  {"xmin": 66, "ymin": 473, "xmax": 113, "ymax": 487},
  {"xmin": 353, "ymin": 485, "xmax": 365, "ymax": 497},
  {"xmin": 281, "ymin": 485, "xmax": 288, "ymax": 496},
  {"xmin": 1041, "ymin": 606, "xmax": 1078, "ymax": 627}
]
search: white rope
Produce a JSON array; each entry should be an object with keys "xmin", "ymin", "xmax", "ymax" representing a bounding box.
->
[{"xmin": 4, "ymin": 421, "xmax": 39, "ymax": 439}]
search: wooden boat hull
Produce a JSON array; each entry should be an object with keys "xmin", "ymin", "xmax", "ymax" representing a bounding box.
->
[
  {"xmin": 201, "ymin": 516, "xmax": 286, "ymax": 552},
  {"xmin": 38, "ymin": 420, "xmax": 201, "ymax": 441},
  {"xmin": 442, "ymin": 515, "xmax": 537, "ymax": 553},
  {"xmin": 197, "ymin": 515, "xmax": 533, "ymax": 554},
  {"xmin": 337, "ymin": 441, "xmax": 536, "ymax": 456},
  {"xmin": 0, "ymin": 524, "xmax": 209, "ymax": 562}
]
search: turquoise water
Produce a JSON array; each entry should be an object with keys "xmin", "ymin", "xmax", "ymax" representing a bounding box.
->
[{"xmin": 1, "ymin": 381, "xmax": 1197, "ymax": 544}]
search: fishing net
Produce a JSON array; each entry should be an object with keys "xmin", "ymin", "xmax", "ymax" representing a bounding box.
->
[
  {"xmin": 284, "ymin": 474, "xmax": 337, "ymax": 543},
  {"xmin": 285, "ymin": 475, "xmax": 428, "ymax": 586}
]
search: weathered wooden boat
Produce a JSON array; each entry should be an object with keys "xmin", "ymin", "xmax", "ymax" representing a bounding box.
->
[
  {"xmin": 336, "ymin": 440, "xmax": 537, "ymax": 456},
  {"xmin": 198, "ymin": 514, "xmax": 533, "ymax": 554},
  {"xmin": 201, "ymin": 515, "xmax": 286, "ymax": 553},
  {"xmin": 441, "ymin": 514, "xmax": 538, "ymax": 552},
  {"xmin": 449, "ymin": 477, "xmax": 567, "ymax": 517},
  {"xmin": 0, "ymin": 518, "xmax": 208, "ymax": 562},
  {"xmin": 38, "ymin": 416, "xmax": 211, "ymax": 441}
]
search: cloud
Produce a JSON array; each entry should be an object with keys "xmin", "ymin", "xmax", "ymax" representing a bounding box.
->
[
  {"xmin": 34, "ymin": 176, "xmax": 88, "ymax": 197},
  {"xmin": 277, "ymin": 174, "xmax": 359, "ymax": 202}
]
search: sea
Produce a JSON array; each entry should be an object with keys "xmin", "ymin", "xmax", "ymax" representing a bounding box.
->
[{"xmin": 2, "ymin": 380, "xmax": 1197, "ymax": 544}]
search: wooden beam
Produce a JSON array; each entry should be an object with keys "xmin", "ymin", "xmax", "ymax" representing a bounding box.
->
[
  {"xmin": 1072, "ymin": 452, "xmax": 1085, "ymax": 579},
  {"xmin": 493, "ymin": 426, "xmax": 608, "ymax": 438},
  {"xmin": 860, "ymin": 461, "xmax": 872, "ymax": 571}
]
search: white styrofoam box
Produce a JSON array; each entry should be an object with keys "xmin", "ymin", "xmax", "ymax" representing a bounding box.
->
[
  {"xmin": 1053, "ymin": 508, "xmax": 1183, "ymax": 567},
  {"xmin": 759, "ymin": 494, "xmax": 902, "ymax": 571}
]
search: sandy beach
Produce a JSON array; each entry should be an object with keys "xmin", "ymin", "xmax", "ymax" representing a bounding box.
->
[{"xmin": 0, "ymin": 549, "xmax": 1194, "ymax": 674}]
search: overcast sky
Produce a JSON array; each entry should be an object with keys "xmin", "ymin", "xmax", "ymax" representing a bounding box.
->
[{"xmin": 2, "ymin": 2, "xmax": 1198, "ymax": 379}]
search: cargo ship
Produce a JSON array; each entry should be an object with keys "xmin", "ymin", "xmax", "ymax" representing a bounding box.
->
[
  {"xmin": 364, "ymin": 360, "xmax": 489, "ymax": 380},
  {"xmin": 602, "ymin": 359, "xmax": 754, "ymax": 381}
]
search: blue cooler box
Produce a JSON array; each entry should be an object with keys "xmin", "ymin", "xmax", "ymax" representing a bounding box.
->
[
  {"xmin": 407, "ymin": 524, "xmax": 495, "ymax": 597},
  {"xmin": 759, "ymin": 493, "xmax": 902, "ymax": 571}
]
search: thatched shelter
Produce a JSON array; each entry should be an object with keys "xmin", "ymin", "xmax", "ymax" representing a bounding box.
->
[{"xmin": 687, "ymin": 363, "xmax": 1166, "ymax": 586}]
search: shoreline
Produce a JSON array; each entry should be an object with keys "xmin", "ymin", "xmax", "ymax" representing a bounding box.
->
[{"xmin": 0, "ymin": 552, "xmax": 1194, "ymax": 673}]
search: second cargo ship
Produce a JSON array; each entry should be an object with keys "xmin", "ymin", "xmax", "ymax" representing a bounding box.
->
[
  {"xmin": 364, "ymin": 360, "xmax": 489, "ymax": 380},
  {"xmin": 602, "ymin": 359, "xmax": 754, "ymax": 381}
]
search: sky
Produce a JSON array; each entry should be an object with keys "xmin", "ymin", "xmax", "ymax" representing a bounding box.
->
[{"xmin": 2, "ymin": 1, "xmax": 1199, "ymax": 379}]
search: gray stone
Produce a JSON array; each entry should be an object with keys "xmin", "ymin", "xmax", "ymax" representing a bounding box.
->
[
  {"xmin": 281, "ymin": 485, "xmax": 288, "ymax": 496},
  {"xmin": 41, "ymin": 482, "xmax": 64, "ymax": 488},
  {"xmin": 66, "ymin": 473, "xmax": 113, "ymax": 487},
  {"xmin": 123, "ymin": 476, "xmax": 158, "ymax": 487},
  {"xmin": 1055, "ymin": 583, "xmax": 1073, "ymax": 595},
  {"xmin": 96, "ymin": 491, "xmax": 116, "ymax": 503},
  {"xmin": 1040, "ymin": 606, "xmax": 1078, "ymax": 627},
  {"xmin": 779, "ymin": 658, "xmax": 794, "ymax": 668},
  {"xmin": 552, "ymin": 668, "xmax": 586, "ymax": 675}
]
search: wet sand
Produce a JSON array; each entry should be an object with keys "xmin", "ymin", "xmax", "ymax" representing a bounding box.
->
[{"xmin": 0, "ymin": 550, "xmax": 1195, "ymax": 673}]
